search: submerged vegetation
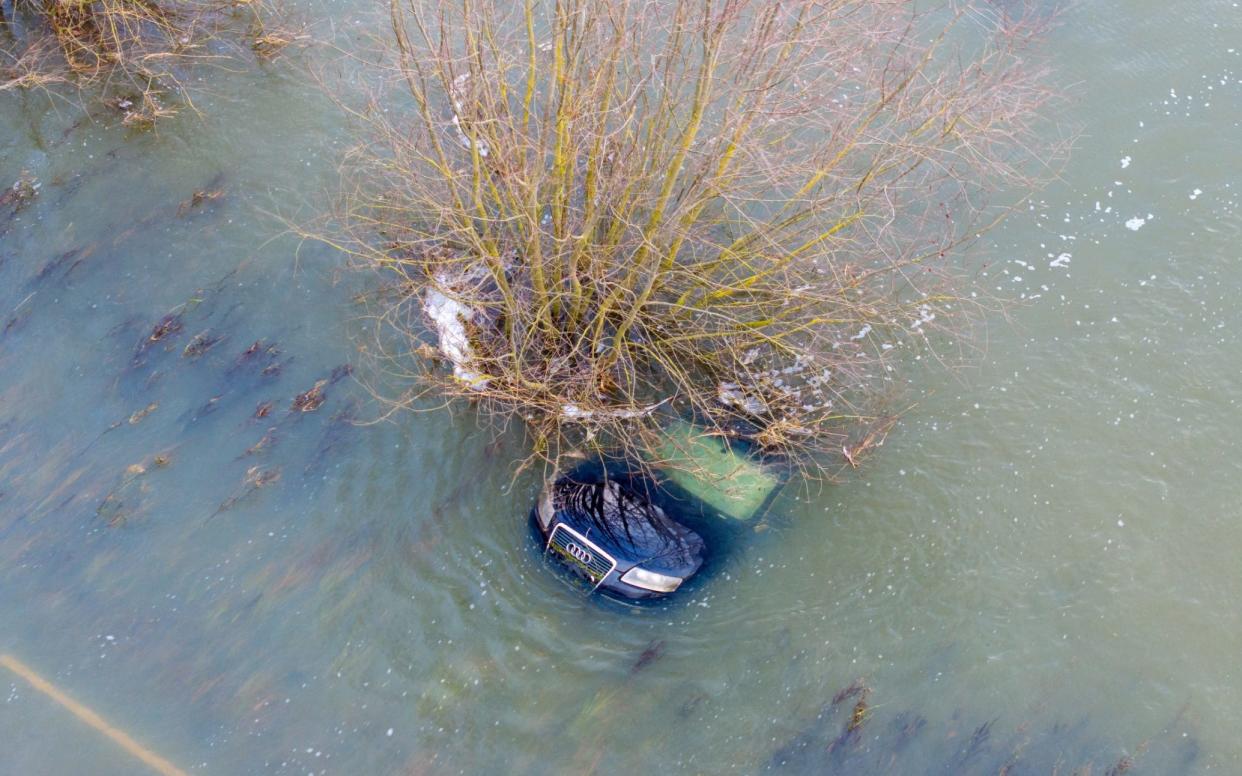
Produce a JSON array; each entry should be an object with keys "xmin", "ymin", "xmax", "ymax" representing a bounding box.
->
[
  {"xmin": 1, "ymin": 171, "xmax": 39, "ymax": 237},
  {"xmin": 332, "ymin": 0, "xmax": 1061, "ymax": 479},
  {"xmin": 763, "ymin": 677, "xmax": 1200, "ymax": 775},
  {"xmin": 0, "ymin": 0, "xmax": 303, "ymax": 123}
]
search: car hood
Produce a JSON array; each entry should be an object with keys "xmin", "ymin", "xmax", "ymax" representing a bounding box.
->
[{"xmin": 551, "ymin": 478, "xmax": 705, "ymax": 579}]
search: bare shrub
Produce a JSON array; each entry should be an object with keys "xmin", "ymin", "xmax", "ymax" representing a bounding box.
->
[
  {"xmin": 1, "ymin": 0, "xmax": 306, "ymax": 123},
  {"xmin": 333, "ymin": 0, "xmax": 1061, "ymax": 480}
]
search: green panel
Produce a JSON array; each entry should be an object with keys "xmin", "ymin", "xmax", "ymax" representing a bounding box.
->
[{"xmin": 647, "ymin": 421, "xmax": 780, "ymax": 521}]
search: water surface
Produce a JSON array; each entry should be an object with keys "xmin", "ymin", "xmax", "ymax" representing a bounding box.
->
[{"xmin": 2, "ymin": 1, "xmax": 1239, "ymax": 773}]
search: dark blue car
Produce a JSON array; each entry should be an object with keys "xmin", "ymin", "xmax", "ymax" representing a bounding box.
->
[
  {"xmin": 533, "ymin": 473, "xmax": 706, "ymax": 598},
  {"xmin": 532, "ymin": 422, "xmax": 785, "ymax": 600}
]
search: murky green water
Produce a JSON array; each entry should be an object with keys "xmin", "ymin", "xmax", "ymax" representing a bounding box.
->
[{"xmin": 2, "ymin": 1, "xmax": 1239, "ymax": 773}]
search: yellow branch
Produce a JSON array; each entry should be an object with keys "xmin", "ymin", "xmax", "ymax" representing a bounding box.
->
[{"xmin": 0, "ymin": 653, "xmax": 189, "ymax": 776}]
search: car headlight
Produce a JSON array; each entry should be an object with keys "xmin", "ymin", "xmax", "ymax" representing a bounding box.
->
[
  {"xmin": 536, "ymin": 488, "xmax": 554, "ymax": 529},
  {"xmin": 620, "ymin": 566, "xmax": 683, "ymax": 593}
]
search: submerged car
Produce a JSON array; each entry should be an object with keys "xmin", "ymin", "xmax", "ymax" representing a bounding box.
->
[
  {"xmin": 532, "ymin": 421, "xmax": 784, "ymax": 600},
  {"xmin": 533, "ymin": 474, "xmax": 706, "ymax": 598}
]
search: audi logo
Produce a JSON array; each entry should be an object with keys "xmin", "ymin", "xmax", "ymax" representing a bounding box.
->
[{"xmin": 563, "ymin": 541, "xmax": 593, "ymax": 565}]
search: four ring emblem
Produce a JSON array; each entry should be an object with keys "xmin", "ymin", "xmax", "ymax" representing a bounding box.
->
[{"xmin": 563, "ymin": 541, "xmax": 593, "ymax": 565}]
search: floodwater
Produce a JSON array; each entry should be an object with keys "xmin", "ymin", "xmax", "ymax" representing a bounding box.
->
[{"xmin": 1, "ymin": 1, "xmax": 1239, "ymax": 773}]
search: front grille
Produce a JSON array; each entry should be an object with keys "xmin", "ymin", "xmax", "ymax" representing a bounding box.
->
[{"xmin": 547, "ymin": 524, "xmax": 616, "ymax": 587}]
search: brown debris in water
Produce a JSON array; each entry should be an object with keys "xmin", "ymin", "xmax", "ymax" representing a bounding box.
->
[
  {"xmin": 183, "ymin": 330, "xmax": 224, "ymax": 359},
  {"xmin": 1105, "ymin": 744, "xmax": 1148, "ymax": 776},
  {"xmin": 128, "ymin": 402, "xmax": 158, "ymax": 425},
  {"xmin": 1, "ymin": 173, "xmax": 39, "ymax": 239},
  {"xmin": 245, "ymin": 465, "xmax": 281, "ymax": 488},
  {"xmin": 177, "ymin": 186, "xmax": 225, "ymax": 217},
  {"xmin": 240, "ymin": 340, "xmax": 265, "ymax": 360},
  {"xmin": 208, "ymin": 466, "xmax": 282, "ymax": 521},
  {"xmin": 96, "ymin": 450, "xmax": 174, "ymax": 527},
  {"xmin": 824, "ymin": 680, "xmax": 872, "ymax": 755},
  {"xmin": 241, "ymin": 428, "xmax": 278, "ymax": 458},
  {"xmin": 847, "ymin": 689, "xmax": 872, "ymax": 734},
  {"xmin": 230, "ymin": 340, "xmax": 281, "ymax": 375},
  {"xmin": 766, "ymin": 680, "xmax": 1193, "ymax": 774},
  {"xmin": 0, "ymin": 173, "xmax": 39, "ymax": 213},
  {"xmin": 148, "ymin": 314, "xmax": 183, "ymax": 343},
  {"xmin": 292, "ymin": 380, "xmax": 326, "ymax": 412},
  {"xmin": 831, "ymin": 677, "xmax": 868, "ymax": 707}
]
